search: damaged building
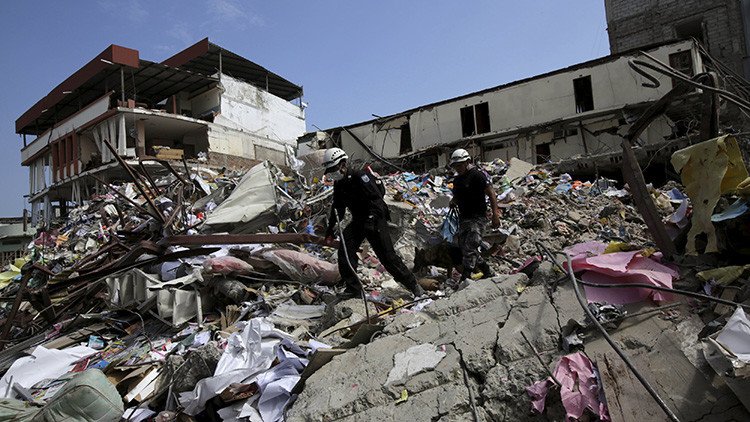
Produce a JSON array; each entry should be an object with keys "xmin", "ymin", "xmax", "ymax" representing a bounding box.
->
[
  {"xmin": 17, "ymin": 38, "xmax": 306, "ymax": 225},
  {"xmin": 299, "ymin": 39, "xmax": 744, "ymax": 178},
  {"xmin": 2, "ymin": 1, "xmax": 750, "ymax": 421}
]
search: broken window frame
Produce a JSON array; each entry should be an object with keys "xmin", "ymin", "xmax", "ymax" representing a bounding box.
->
[
  {"xmin": 668, "ymin": 50, "xmax": 694, "ymax": 88},
  {"xmin": 573, "ymin": 76, "xmax": 594, "ymax": 114},
  {"xmin": 535, "ymin": 143, "xmax": 551, "ymax": 164},
  {"xmin": 460, "ymin": 102, "xmax": 491, "ymax": 137},
  {"xmin": 399, "ymin": 122, "xmax": 412, "ymax": 155}
]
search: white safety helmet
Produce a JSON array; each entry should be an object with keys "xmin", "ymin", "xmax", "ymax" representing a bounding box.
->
[
  {"xmin": 323, "ymin": 147, "xmax": 348, "ymax": 173},
  {"xmin": 450, "ymin": 148, "xmax": 471, "ymax": 166}
]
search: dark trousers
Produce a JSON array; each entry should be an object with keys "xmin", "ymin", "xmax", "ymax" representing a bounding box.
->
[{"xmin": 338, "ymin": 217, "xmax": 418, "ymax": 292}]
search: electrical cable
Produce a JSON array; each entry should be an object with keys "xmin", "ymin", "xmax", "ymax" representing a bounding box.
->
[
  {"xmin": 534, "ymin": 241, "xmax": 750, "ymax": 311},
  {"xmin": 341, "ymin": 126, "xmax": 407, "ymax": 172},
  {"xmin": 564, "ymin": 252, "xmax": 681, "ymax": 421},
  {"xmin": 535, "ymin": 240, "xmax": 750, "ymax": 420},
  {"xmin": 574, "ymin": 278, "xmax": 750, "ymax": 311},
  {"xmin": 632, "ymin": 53, "xmax": 750, "ymax": 111}
]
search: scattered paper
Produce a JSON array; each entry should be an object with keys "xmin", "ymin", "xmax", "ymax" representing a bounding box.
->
[
  {"xmin": 0, "ymin": 346, "xmax": 98, "ymax": 397},
  {"xmin": 123, "ymin": 407, "xmax": 156, "ymax": 422},
  {"xmin": 395, "ymin": 389, "xmax": 409, "ymax": 404},
  {"xmin": 716, "ymin": 307, "xmax": 750, "ymax": 362}
]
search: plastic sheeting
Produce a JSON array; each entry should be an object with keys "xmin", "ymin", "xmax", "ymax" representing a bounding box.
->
[
  {"xmin": 716, "ymin": 307, "xmax": 750, "ymax": 363},
  {"xmin": 179, "ymin": 318, "xmax": 301, "ymax": 418},
  {"xmin": 671, "ymin": 135, "xmax": 750, "ymax": 254},
  {"xmin": 203, "ymin": 162, "xmax": 277, "ymax": 229},
  {"xmin": 0, "ymin": 346, "xmax": 99, "ymax": 398}
]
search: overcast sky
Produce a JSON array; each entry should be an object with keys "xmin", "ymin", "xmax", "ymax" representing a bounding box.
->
[{"xmin": 0, "ymin": 0, "xmax": 609, "ymax": 216}]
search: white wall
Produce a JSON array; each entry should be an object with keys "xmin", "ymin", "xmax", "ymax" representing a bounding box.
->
[
  {"xmin": 336, "ymin": 40, "xmax": 698, "ymax": 161},
  {"xmin": 207, "ymin": 123, "xmax": 288, "ymax": 165},
  {"xmin": 215, "ymin": 73, "xmax": 305, "ymax": 144},
  {"xmin": 410, "ymin": 41, "xmax": 697, "ymax": 152},
  {"xmin": 21, "ymin": 94, "xmax": 111, "ymax": 163},
  {"xmin": 191, "ymin": 87, "xmax": 221, "ymax": 118}
]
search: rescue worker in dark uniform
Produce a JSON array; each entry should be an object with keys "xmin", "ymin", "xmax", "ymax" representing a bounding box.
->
[
  {"xmin": 322, "ymin": 148, "xmax": 423, "ymax": 297},
  {"xmin": 450, "ymin": 148, "xmax": 501, "ymax": 281}
]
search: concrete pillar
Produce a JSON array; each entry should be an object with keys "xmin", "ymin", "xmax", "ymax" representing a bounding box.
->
[{"xmin": 135, "ymin": 118, "xmax": 146, "ymax": 157}]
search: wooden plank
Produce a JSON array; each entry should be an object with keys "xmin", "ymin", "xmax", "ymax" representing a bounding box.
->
[
  {"xmin": 620, "ymin": 139, "xmax": 676, "ymax": 257},
  {"xmin": 595, "ymin": 352, "xmax": 663, "ymax": 422},
  {"xmin": 619, "ymin": 83, "xmax": 691, "ymax": 258},
  {"xmin": 0, "ymin": 269, "xmax": 31, "ymax": 351}
]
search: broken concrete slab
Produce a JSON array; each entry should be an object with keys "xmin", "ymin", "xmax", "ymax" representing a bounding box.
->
[
  {"xmin": 585, "ymin": 306, "xmax": 750, "ymax": 421},
  {"xmin": 288, "ymin": 274, "xmax": 579, "ymax": 421},
  {"xmin": 290, "ymin": 271, "xmax": 750, "ymax": 421},
  {"xmin": 385, "ymin": 343, "xmax": 446, "ymax": 387}
]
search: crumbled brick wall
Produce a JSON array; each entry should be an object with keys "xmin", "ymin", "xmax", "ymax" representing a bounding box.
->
[{"xmin": 605, "ymin": 0, "xmax": 747, "ymax": 75}]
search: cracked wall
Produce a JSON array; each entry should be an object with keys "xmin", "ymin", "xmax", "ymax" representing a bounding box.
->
[{"xmin": 288, "ymin": 273, "xmax": 750, "ymax": 421}]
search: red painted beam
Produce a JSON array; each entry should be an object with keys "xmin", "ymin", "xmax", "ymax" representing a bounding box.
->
[
  {"xmin": 162, "ymin": 38, "xmax": 209, "ymax": 68},
  {"xmin": 16, "ymin": 45, "xmax": 139, "ymax": 134}
]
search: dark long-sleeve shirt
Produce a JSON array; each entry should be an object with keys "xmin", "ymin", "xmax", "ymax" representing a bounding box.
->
[{"xmin": 325, "ymin": 168, "xmax": 388, "ymax": 237}]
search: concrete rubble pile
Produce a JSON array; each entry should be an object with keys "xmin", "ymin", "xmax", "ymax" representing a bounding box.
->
[{"xmin": 0, "ymin": 135, "xmax": 749, "ymax": 421}]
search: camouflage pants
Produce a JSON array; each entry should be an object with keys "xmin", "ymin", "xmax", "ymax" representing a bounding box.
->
[{"xmin": 457, "ymin": 217, "xmax": 487, "ymax": 271}]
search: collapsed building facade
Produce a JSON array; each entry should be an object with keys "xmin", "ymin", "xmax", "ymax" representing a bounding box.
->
[
  {"xmin": 17, "ymin": 38, "xmax": 306, "ymax": 225},
  {"xmin": 299, "ymin": 39, "xmax": 750, "ymax": 179}
]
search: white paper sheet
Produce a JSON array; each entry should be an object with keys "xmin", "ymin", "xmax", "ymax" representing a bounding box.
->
[
  {"xmin": 717, "ymin": 307, "xmax": 750, "ymax": 361},
  {"xmin": 0, "ymin": 345, "xmax": 98, "ymax": 398},
  {"xmin": 123, "ymin": 407, "xmax": 156, "ymax": 422},
  {"xmin": 179, "ymin": 319, "xmax": 279, "ymax": 415},
  {"xmin": 258, "ymin": 376, "xmax": 301, "ymax": 422}
]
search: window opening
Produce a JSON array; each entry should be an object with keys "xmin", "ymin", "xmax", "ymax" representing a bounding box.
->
[
  {"xmin": 675, "ymin": 19, "xmax": 704, "ymax": 44},
  {"xmin": 399, "ymin": 122, "xmax": 412, "ymax": 154},
  {"xmin": 573, "ymin": 76, "xmax": 594, "ymax": 113},
  {"xmin": 536, "ymin": 143, "xmax": 551, "ymax": 164},
  {"xmin": 460, "ymin": 102, "xmax": 491, "ymax": 137},
  {"xmin": 669, "ymin": 51, "xmax": 694, "ymax": 88}
]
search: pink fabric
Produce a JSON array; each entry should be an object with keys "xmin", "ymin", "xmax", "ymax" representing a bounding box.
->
[
  {"xmin": 203, "ymin": 256, "xmax": 254, "ymax": 275},
  {"xmin": 263, "ymin": 249, "xmax": 340, "ymax": 285},
  {"xmin": 564, "ymin": 241, "xmax": 608, "ymax": 270},
  {"xmin": 526, "ymin": 352, "xmax": 610, "ymax": 421},
  {"xmin": 564, "ymin": 241, "xmax": 608, "ymax": 257},
  {"xmin": 512, "ymin": 256, "xmax": 542, "ymax": 274},
  {"xmin": 565, "ymin": 242, "xmax": 677, "ymax": 305},
  {"xmin": 526, "ymin": 378, "xmax": 554, "ymax": 414}
]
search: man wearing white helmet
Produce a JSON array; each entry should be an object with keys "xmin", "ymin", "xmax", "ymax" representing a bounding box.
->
[
  {"xmin": 450, "ymin": 148, "xmax": 500, "ymax": 281},
  {"xmin": 322, "ymin": 148, "xmax": 423, "ymax": 297}
]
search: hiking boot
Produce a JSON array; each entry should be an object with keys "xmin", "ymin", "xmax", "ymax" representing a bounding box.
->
[
  {"xmin": 411, "ymin": 284, "xmax": 426, "ymax": 298},
  {"xmin": 477, "ymin": 262, "xmax": 494, "ymax": 278}
]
